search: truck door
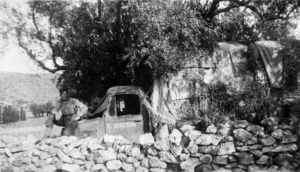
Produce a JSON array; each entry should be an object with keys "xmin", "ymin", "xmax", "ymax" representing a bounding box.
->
[{"xmin": 104, "ymin": 94, "xmax": 144, "ymax": 142}]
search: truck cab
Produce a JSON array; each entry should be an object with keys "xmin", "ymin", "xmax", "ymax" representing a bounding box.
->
[{"xmin": 74, "ymin": 86, "xmax": 151, "ymax": 142}]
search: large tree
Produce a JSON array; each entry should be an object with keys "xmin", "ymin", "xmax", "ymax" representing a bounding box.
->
[{"xmin": 1, "ymin": 0, "xmax": 299, "ymax": 102}]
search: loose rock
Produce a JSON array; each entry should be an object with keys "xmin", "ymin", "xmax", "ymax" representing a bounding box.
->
[
  {"xmin": 179, "ymin": 153, "xmax": 189, "ymax": 161},
  {"xmin": 150, "ymin": 168, "xmax": 166, "ymax": 172},
  {"xmin": 44, "ymin": 165, "xmax": 57, "ymax": 172},
  {"xmin": 206, "ymin": 124, "xmax": 218, "ymax": 134},
  {"xmin": 136, "ymin": 166, "xmax": 149, "ymax": 172},
  {"xmin": 234, "ymin": 152, "xmax": 254, "ymax": 165},
  {"xmin": 256, "ymin": 155, "xmax": 270, "ymax": 165},
  {"xmin": 217, "ymin": 123, "xmax": 231, "ymax": 137},
  {"xmin": 61, "ymin": 163, "xmax": 80, "ymax": 172},
  {"xmin": 122, "ymin": 162, "xmax": 134, "ymax": 172},
  {"xmin": 250, "ymin": 150, "xmax": 263, "ymax": 157},
  {"xmin": 217, "ymin": 142, "xmax": 236, "ymax": 155},
  {"xmin": 233, "ymin": 129, "xmax": 252, "ymax": 142},
  {"xmin": 185, "ymin": 130, "xmax": 202, "ymax": 141},
  {"xmin": 271, "ymin": 144, "xmax": 298, "ymax": 153},
  {"xmin": 169, "ymin": 129, "xmax": 182, "ymax": 146},
  {"xmin": 187, "ymin": 141, "xmax": 198, "ymax": 154},
  {"xmin": 131, "ymin": 147, "xmax": 141, "ymax": 158},
  {"xmin": 90, "ymin": 164, "xmax": 105, "ymax": 171},
  {"xmin": 154, "ymin": 139, "xmax": 169, "ymax": 151},
  {"xmin": 106, "ymin": 160, "xmax": 122, "ymax": 170},
  {"xmin": 180, "ymin": 124, "xmax": 195, "ymax": 133},
  {"xmin": 195, "ymin": 134, "xmax": 223, "ymax": 146},
  {"xmin": 259, "ymin": 136, "xmax": 276, "ymax": 146},
  {"xmin": 246, "ymin": 124, "xmax": 265, "ymax": 137},
  {"xmin": 155, "ymin": 124, "xmax": 169, "ymax": 141},
  {"xmin": 139, "ymin": 133, "xmax": 155, "ymax": 146},
  {"xmin": 158, "ymin": 151, "xmax": 177, "ymax": 163},
  {"xmin": 245, "ymin": 137, "xmax": 258, "ymax": 145},
  {"xmin": 234, "ymin": 120, "xmax": 248, "ymax": 128},
  {"xmin": 94, "ymin": 150, "xmax": 117, "ymax": 163},
  {"xmin": 149, "ymin": 156, "xmax": 167, "ymax": 169},
  {"xmin": 200, "ymin": 154, "xmax": 213, "ymax": 164},
  {"xmin": 148, "ymin": 147, "xmax": 158, "ymax": 156},
  {"xmin": 180, "ymin": 158, "xmax": 201, "ymax": 171},
  {"xmin": 273, "ymin": 153, "xmax": 293, "ymax": 166},
  {"xmin": 212, "ymin": 155, "xmax": 228, "ymax": 165},
  {"xmin": 141, "ymin": 158, "xmax": 149, "ymax": 168},
  {"xmin": 57, "ymin": 150, "xmax": 72, "ymax": 164},
  {"xmin": 194, "ymin": 164, "xmax": 213, "ymax": 172},
  {"xmin": 271, "ymin": 129, "xmax": 284, "ymax": 140},
  {"xmin": 282, "ymin": 134, "xmax": 298, "ymax": 143},
  {"xmin": 198, "ymin": 146, "xmax": 216, "ymax": 154}
]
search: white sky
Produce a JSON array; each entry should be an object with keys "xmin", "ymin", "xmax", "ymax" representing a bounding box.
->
[
  {"xmin": 0, "ymin": 0, "xmax": 46, "ymax": 73},
  {"xmin": 0, "ymin": 38, "xmax": 55, "ymax": 73}
]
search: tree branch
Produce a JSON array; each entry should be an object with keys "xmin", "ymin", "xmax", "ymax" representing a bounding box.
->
[
  {"xmin": 244, "ymin": 5, "xmax": 263, "ymax": 19},
  {"xmin": 16, "ymin": 29, "xmax": 67, "ymax": 73},
  {"xmin": 115, "ymin": 0, "xmax": 122, "ymax": 39},
  {"xmin": 98, "ymin": 0, "xmax": 101, "ymax": 19},
  {"xmin": 212, "ymin": 2, "xmax": 242, "ymax": 16},
  {"xmin": 280, "ymin": 3, "xmax": 300, "ymax": 19},
  {"xmin": 31, "ymin": 7, "xmax": 45, "ymax": 41},
  {"xmin": 203, "ymin": 0, "xmax": 220, "ymax": 20}
]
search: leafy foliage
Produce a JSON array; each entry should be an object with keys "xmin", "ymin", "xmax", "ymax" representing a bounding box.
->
[
  {"xmin": 206, "ymin": 81, "xmax": 272, "ymax": 124},
  {"xmin": 280, "ymin": 39, "xmax": 300, "ymax": 90},
  {"xmin": 1, "ymin": 0, "xmax": 299, "ymax": 103},
  {"xmin": 215, "ymin": 10, "xmax": 260, "ymax": 43},
  {"xmin": 29, "ymin": 101, "xmax": 54, "ymax": 118}
]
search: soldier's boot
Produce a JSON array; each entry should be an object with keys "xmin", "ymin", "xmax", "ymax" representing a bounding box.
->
[{"xmin": 44, "ymin": 127, "xmax": 52, "ymax": 138}]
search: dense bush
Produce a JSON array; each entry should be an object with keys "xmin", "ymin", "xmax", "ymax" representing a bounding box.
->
[
  {"xmin": 30, "ymin": 101, "xmax": 55, "ymax": 118},
  {"xmin": 204, "ymin": 82, "xmax": 273, "ymax": 125},
  {"xmin": 1, "ymin": 106, "xmax": 20, "ymax": 124}
]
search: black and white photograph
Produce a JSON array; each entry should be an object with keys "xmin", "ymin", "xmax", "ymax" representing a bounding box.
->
[{"xmin": 0, "ymin": 0, "xmax": 300, "ymax": 171}]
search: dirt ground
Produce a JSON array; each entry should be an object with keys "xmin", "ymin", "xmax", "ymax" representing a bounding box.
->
[{"xmin": 0, "ymin": 113, "xmax": 63, "ymax": 139}]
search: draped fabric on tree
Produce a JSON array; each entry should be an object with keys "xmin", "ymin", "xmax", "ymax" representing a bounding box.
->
[
  {"xmin": 152, "ymin": 41, "xmax": 288, "ymax": 120},
  {"xmin": 250, "ymin": 41, "xmax": 283, "ymax": 88},
  {"xmin": 207, "ymin": 42, "xmax": 250, "ymax": 92}
]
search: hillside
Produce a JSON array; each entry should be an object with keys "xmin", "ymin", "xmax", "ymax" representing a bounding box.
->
[{"xmin": 0, "ymin": 72, "xmax": 60, "ymax": 104}]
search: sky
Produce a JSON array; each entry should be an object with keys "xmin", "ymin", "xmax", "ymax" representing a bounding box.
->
[
  {"xmin": 0, "ymin": 46, "xmax": 46, "ymax": 73},
  {"xmin": 0, "ymin": 0, "xmax": 46, "ymax": 73},
  {"xmin": 0, "ymin": 0, "xmax": 299, "ymax": 74},
  {"xmin": 0, "ymin": 35, "xmax": 57, "ymax": 73},
  {"xmin": 0, "ymin": 0, "xmax": 85, "ymax": 74}
]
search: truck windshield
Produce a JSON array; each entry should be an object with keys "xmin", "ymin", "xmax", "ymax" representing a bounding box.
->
[{"xmin": 115, "ymin": 94, "xmax": 140, "ymax": 116}]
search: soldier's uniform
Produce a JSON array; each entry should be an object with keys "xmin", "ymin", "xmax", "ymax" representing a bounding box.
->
[{"xmin": 44, "ymin": 98, "xmax": 88, "ymax": 137}]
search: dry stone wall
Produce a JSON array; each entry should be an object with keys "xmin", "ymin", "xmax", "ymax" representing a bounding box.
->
[{"xmin": 0, "ymin": 120, "xmax": 299, "ymax": 172}]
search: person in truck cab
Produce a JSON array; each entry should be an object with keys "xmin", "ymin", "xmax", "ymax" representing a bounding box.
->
[{"xmin": 44, "ymin": 89, "xmax": 88, "ymax": 138}]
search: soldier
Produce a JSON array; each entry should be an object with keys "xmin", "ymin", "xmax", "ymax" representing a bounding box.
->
[{"xmin": 44, "ymin": 89, "xmax": 88, "ymax": 138}]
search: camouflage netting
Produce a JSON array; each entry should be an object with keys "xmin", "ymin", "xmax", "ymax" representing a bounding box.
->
[{"xmin": 151, "ymin": 41, "xmax": 288, "ymax": 122}]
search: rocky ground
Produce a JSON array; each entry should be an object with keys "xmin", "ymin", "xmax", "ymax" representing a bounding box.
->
[{"xmin": 0, "ymin": 119, "xmax": 299, "ymax": 172}]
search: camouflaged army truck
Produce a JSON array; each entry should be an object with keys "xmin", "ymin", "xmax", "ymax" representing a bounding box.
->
[{"xmin": 73, "ymin": 86, "xmax": 152, "ymax": 142}]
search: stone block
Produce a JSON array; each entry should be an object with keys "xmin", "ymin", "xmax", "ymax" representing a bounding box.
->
[
  {"xmin": 217, "ymin": 142, "xmax": 236, "ymax": 155},
  {"xmin": 234, "ymin": 120, "xmax": 248, "ymax": 128},
  {"xmin": 106, "ymin": 160, "xmax": 122, "ymax": 171},
  {"xmin": 233, "ymin": 129, "xmax": 252, "ymax": 142}
]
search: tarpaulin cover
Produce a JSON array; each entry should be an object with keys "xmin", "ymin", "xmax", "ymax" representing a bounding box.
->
[
  {"xmin": 205, "ymin": 42, "xmax": 251, "ymax": 93},
  {"xmin": 250, "ymin": 41, "xmax": 283, "ymax": 88},
  {"xmin": 152, "ymin": 41, "xmax": 285, "ymax": 121}
]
